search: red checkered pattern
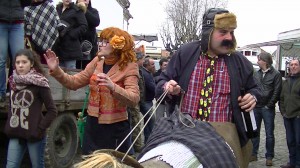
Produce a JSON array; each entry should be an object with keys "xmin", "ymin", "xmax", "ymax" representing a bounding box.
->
[{"xmin": 181, "ymin": 55, "xmax": 232, "ymax": 122}]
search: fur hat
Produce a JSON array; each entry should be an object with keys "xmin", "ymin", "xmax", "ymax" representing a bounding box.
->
[
  {"xmin": 77, "ymin": 2, "xmax": 87, "ymax": 13},
  {"xmin": 214, "ymin": 13, "xmax": 237, "ymax": 29},
  {"xmin": 201, "ymin": 8, "xmax": 237, "ymax": 53}
]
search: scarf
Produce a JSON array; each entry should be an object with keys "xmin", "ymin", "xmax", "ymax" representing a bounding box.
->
[
  {"xmin": 24, "ymin": 1, "xmax": 59, "ymax": 50},
  {"xmin": 198, "ymin": 54, "xmax": 216, "ymax": 121},
  {"xmin": 9, "ymin": 69, "xmax": 50, "ymax": 91}
]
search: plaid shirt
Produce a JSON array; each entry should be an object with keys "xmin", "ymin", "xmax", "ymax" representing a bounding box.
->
[
  {"xmin": 24, "ymin": 1, "xmax": 59, "ymax": 51},
  {"xmin": 181, "ymin": 54, "xmax": 232, "ymax": 122},
  {"xmin": 138, "ymin": 113, "xmax": 239, "ymax": 167}
]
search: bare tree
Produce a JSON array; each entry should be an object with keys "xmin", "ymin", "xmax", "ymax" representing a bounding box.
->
[{"xmin": 160, "ymin": 0, "xmax": 228, "ymax": 52}]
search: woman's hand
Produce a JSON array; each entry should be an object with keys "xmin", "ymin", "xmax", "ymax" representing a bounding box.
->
[
  {"xmin": 96, "ymin": 73, "xmax": 115, "ymax": 91},
  {"xmin": 43, "ymin": 49, "xmax": 59, "ymax": 71}
]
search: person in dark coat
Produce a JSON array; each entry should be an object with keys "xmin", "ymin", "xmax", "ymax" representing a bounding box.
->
[
  {"xmin": 53, "ymin": 0, "xmax": 87, "ymax": 69},
  {"xmin": 250, "ymin": 52, "xmax": 282, "ymax": 166},
  {"xmin": 280, "ymin": 59, "xmax": 300, "ymax": 168},
  {"xmin": 155, "ymin": 8, "xmax": 262, "ymax": 168},
  {"xmin": 76, "ymin": 0, "xmax": 100, "ymax": 69},
  {"xmin": 153, "ymin": 58, "xmax": 168, "ymax": 80},
  {"xmin": 140, "ymin": 57, "xmax": 156, "ymax": 143}
]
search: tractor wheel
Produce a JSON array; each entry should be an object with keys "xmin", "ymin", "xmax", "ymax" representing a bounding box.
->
[{"xmin": 44, "ymin": 113, "xmax": 78, "ymax": 168}]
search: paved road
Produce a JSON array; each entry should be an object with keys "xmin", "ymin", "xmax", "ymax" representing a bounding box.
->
[
  {"xmin": 0, "ymin": 110, "xmax": 289, "ymax": 167},
  {"xmin": 248, "ymin": 111, "xmax": 289, "ymax": 168}
]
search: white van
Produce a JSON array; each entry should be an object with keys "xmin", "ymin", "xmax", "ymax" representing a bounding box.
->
[{"xmin": 154, "ymin": 59, "xmax": 160, "ymax": 71}]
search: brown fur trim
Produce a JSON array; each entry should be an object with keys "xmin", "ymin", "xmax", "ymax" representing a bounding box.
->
[
  {"xmin": 77, "ymin": 2, "xmax": 87, "ymax": 13},
  {"xmin": 214, "ymin": 13, "xmax": 237, "ymax": 29}
]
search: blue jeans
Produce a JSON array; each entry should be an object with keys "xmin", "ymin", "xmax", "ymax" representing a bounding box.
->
[
  {"xmin": 251, "ymin": 107, "xmax": 275, "ymax": 159},
  {"xmin": 59, "ymin": 60, "xmax": 76, "ymax": 69},
  {"xmin": 140, "ymin": 100, "xmax": 155, "ymax": 143},
  {"xmin": 0, "ymin": 23, "xmax": 24, "ymax": 97},
  {"xmin": 283, "ymin": 116, "xmax": 300, "ymax": 167},
  {"xmin": 6, "ymin": 138, "xmax": 46, "ymax": 168}
]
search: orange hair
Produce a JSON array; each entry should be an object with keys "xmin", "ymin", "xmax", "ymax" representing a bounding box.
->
[
  {"xmin": 99, "ymin": 27, "xmax": 136, "ymax": 70},
  {"xmin": 134, "ymin": 45, "xmax": 145, "ymax": 54}
]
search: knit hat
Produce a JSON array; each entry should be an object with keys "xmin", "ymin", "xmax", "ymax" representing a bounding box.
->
[
  {"xmin": 258, "ymin": 52, "xmax": 273, "ymax": 66},
  {"xmin": 135, "ymin": 45, "xmax": 145, "ymax": 60},
  {"xmin": 201, "ymin": 8, "xmax": 237, "ymax": 53},
  {"xmin": 81, "ymin": 40, "xmax": 93, "ymax": 56},
  {"xmin": 135, "ymin": 51, "xmax": 144, "ymax": 60}
]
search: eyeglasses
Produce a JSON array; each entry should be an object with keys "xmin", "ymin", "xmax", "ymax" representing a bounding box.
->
[{"xmin": 98, "ymin": 40, "xmax": 110, "ymax": 47}]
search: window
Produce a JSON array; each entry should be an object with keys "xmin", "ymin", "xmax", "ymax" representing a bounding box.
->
[{"xmin": 245, "ymin": 51, "xmax": 251, "ymax": 56}]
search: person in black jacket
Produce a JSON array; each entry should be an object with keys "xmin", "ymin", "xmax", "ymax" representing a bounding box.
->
[
  {"xmin": 140, "ymin": 57, "xmax": 156, "ymax": 143},
  {"xmin": 53, "ymin": 0, "xmax": 87, "ymax": 69},
  {"xmin": 0, "ymin": 0, "xmax": 32, "ymax": 102},
  {"xmin": 153, "ymin": 58, "xmax": 168, "ymax": 80},
  {"xmin": 76, "ymin": 0, "xmax": 100, "ymax": 69},
  {"xmin": 250, "ymin": 52, "xmax": 282, "ymax": 166},
  {"xmin": 155, "ymin": 8, "xmax": 261, "ymax": 168}
]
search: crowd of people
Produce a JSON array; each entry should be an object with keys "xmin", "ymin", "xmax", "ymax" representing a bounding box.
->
[{"xmin": 0, "ymin": 1, "xmax": 299, "ymax": 168}]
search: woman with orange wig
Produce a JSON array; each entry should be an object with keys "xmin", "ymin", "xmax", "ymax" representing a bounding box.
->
[{"xmin": 43, "ymin": 27, "xmax": 139, "ymax": 155}]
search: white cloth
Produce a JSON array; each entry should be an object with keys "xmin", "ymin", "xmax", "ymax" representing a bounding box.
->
[{"xmin": 139, "ymin": 140, "xmax": 203, "ymax": 168}]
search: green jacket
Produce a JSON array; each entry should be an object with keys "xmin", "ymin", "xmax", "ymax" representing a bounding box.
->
[{"xmin": 280, "ymin": 74, "xmax": 300, "ymax": 118}]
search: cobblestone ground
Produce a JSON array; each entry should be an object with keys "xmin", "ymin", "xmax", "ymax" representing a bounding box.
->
[{"xmin": 248, "ymin": 110, "xmax": 289, "ymax": 168}]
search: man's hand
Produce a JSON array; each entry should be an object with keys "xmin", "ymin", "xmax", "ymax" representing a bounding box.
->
[
  {"xmin": 164, "ymin": 80, "xmax": 181, "ymax": 95},
  {"xmin": 238, "ymin": 93, "xmax": 256, "ymax": 112}
]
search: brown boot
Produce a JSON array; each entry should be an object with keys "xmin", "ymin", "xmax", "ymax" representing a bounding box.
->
[
  {"xmin": 249, "ymin": 155, "xmax": 257, "ymax": 162},
  {"xmin": 266, "ymin": 159, "xmax": 273, "ymax": 166}
]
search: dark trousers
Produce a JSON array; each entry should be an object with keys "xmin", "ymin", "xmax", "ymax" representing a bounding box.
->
[
  {"xmin": 140, "ymin": 100, "xmax": 155, "ymax": 143},
  {"xmin": 251, "ymin": 107, "xmax": 275, "ymax": 159},
  {"xmin": 283, "ymin": 116, "xmax": 300, "ymax": 167},
  {"xmin": 82, "ymin": 115, "xmax": 133, "ymax": 155}
]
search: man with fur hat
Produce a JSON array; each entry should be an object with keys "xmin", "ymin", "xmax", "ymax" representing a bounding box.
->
[
  {"xmin": 155, "ymin": 8, "xmax": 262, "ymax": 167},
  {"xmin": 250, "ymin": 52, "xmax": 282, "ymax": 166}
]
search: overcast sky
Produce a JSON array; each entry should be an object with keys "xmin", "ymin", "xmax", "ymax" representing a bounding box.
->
[
  {"xmin": 228, "ymin": 0, "xmax": 300, "ymax": 47},
  {"xmin": 52, "ymin": 0, "xmax": 300, "ymax": 50},
  {"xmin": 129, "ymin": 0, "xmax": 300, "ymax": 50}
]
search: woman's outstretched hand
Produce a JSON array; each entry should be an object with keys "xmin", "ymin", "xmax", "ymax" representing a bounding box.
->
[{"xmin": 44, "ymin": 49, "xmax": 59, "ymax": 71}]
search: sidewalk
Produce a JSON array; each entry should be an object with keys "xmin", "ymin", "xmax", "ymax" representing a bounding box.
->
[{"xmin": 248, "ymin": 111, "xmax": 289, "ymax": 168}]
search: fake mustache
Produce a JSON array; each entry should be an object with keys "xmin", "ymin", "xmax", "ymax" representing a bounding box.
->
[{"xmin": 221, "ymin": 40, "xmax": 234, "ymax": 48}]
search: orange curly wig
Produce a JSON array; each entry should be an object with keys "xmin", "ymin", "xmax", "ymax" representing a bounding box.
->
[{"xmin": 98, "ymin": 27, "xmax": 136, "ymax": 70}]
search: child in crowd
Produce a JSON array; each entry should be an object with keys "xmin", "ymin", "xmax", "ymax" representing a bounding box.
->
[{"xmin": 5, "ymin": 49, "xmax": 57, "ymax": 168}]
